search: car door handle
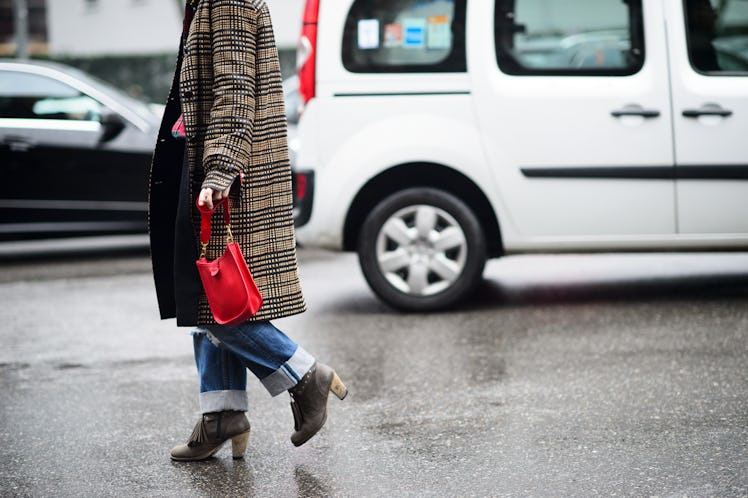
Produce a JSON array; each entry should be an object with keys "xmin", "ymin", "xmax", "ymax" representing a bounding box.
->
[
  {"xmin": 682, "ymin": 106, "xmax": 733, "ymax": 118},
  {"xmin": 3, "ymin": 135, "xmax": 34, "ymax": 152},
  {"xmin": 611, "ymin": 106, "xmax": 660, "ymax": 118}
]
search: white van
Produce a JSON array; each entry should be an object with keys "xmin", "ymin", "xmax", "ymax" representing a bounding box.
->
[{"xmin": 292, "ymin": 0, "xmax": 748, "ymax": 310}]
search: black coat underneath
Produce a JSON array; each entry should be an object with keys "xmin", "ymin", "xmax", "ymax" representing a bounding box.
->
[{"xmin": 149, "ymin": 44, "xmax": 201, "ymax": 326}]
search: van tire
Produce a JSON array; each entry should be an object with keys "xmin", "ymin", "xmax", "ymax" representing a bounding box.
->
[{"xmin": 358, "ymin": 187, "xmax": 486, "ymax": 311}]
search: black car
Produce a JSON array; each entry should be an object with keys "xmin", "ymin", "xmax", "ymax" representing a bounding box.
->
[{"xmin": 0, "ymin": 59, "xmax": 163, "ymax": 241}]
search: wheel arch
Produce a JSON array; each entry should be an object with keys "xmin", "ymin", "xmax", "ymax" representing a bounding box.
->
[{"xmin": 343, "ymin": 162, "xmax": 503, "ymax": 257}]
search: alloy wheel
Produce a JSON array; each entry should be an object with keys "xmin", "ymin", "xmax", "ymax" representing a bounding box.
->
[{"xmin": 375, "ymin": 204, "xmax": 468, "ymax": 297}]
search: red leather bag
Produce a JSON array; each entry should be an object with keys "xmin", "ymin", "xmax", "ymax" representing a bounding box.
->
[{"xmin": 195, "ymin": 197, "xmax": 262, "ymax": 325}]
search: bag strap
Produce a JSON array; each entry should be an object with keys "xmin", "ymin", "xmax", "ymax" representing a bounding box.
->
[{"xmin": 196, "ymin": 197, "xmax": 233, "ymax": 259}]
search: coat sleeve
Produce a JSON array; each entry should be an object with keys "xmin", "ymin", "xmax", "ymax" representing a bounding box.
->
[{"xmin": 201, "ymin": 0, "xmax": 258, "ymax": 192}]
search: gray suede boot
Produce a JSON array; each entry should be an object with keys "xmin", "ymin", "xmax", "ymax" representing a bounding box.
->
[
  {"xmin": 288, "ymin": 362, "xmax": 348, "ymax": 447},
  {"xmin": 170, "ymin": 411, "xmax": 251, "ymax": 461}
]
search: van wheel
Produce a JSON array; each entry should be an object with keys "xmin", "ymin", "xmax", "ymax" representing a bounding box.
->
[{"xmin": 358, "ymin": 188, "xmax": 486, "ymax": 311}]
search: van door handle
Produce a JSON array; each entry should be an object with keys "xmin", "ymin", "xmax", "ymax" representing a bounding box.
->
[
  {"xmin": 682, "ymin": 105, "xmax": 733, "ymax": 118},
  {"xmin": 611, "ymin": 105, "xmax": 660, "ymax": 118}
]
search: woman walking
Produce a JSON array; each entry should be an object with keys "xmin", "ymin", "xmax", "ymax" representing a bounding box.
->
[{"xmin": 148, "ymin": 0, "xmax": 346, "ymax": 461}]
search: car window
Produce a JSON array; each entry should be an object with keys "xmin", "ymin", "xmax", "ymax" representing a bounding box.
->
[
  {"xmin": 0, "ymin": 71, "xmax": 103, "ymax": 121},
  {"xmin": 685, "ymin": 0, "xmax": 748, "ymax": 74},
  {"xmin": 342, "ymin": 0, "xmax": 467, "ymax": 73},
  {"xmin": 60, "ymin": 65, "xmax": 156, "ymax": 121},
  {"xmin": 494, "ymin": 0, "xmax": 645, "ymax": 76}
]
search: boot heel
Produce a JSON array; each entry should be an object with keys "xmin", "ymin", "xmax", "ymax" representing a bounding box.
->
[
  {"xmin": 231, "ymin": 430, "xmax": 250, "ymax": 459},
  {"xmin": 330, "ymin": 372, "xmax": 348, "ymax": 400}
]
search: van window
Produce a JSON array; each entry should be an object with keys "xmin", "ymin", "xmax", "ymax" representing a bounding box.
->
[
  {"xmin": 342, "ymin": 0, "xmax": 467, "ymax": 73},
  {"xmin": 494, "ymin": 0, "xmax": 645, "ymax": 76},
  {"xmin": 684, "ymin": 0, "xmax": 748, "ymax": 74}
]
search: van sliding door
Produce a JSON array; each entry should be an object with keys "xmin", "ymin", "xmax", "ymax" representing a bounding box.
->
[
  {"xmin": 470, "ymin": 0, "xmax": 676, "ymax": 246},
  {"xmin": 667, "ymin": 0, "xmax": 748, "ymax": 235}
]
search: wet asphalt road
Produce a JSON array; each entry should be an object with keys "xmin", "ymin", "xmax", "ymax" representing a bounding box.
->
[{"xmin": 0, "ymin": 246, "xmax": 747, "ymax": 497}]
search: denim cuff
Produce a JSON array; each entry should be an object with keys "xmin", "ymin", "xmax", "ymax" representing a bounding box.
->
[
  {"xmin": 199, "ymin": 390, "xmax": 248, "ymax": 413},
  {"xmin": 260, "ymin": 346, "xmax": 315, "ymax": 397}
]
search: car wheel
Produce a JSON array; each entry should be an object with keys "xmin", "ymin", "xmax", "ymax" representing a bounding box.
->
[{"xmin": 358, "ymin": 187, "xmax": 487, "ymax": 311}]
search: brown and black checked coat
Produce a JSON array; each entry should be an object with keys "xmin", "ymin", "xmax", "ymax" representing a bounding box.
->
[{"xmin": 148, "ymin": 0, "xmax": 306, "ymax": 325}]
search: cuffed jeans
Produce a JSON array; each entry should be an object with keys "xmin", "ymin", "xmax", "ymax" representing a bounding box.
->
[{"xmin": 192, "ymin": 321, "xmax": 315, "ymax": 414}]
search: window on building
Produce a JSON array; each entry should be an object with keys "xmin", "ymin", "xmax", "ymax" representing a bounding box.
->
[
  {"xmin": 685, "ymin": 0, "xmax": 748, "ymax": 73},
  {"xmin": 0, "ymin": 71, "xmax": 102, "ymax": 121},
  {"xmin": 342, "ymin": 0, "xmax": 467, "ymax": 73},
  {"xmin": 0, "ymin": 3, "xmax": 13, "ymax": 46},
  {"xmin": 494, "ymin": 0, "xmax": 645, "ymax": 76},
  {"xmin": 0, "ymin": 0, "xmax": 49, "ymax": 53}
]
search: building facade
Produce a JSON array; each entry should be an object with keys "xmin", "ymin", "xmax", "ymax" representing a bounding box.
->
[
  {"xmin": 45, "ymin": 0, "xmax": 302, "ymax": 56},
  {"xmin": 2, "ymin": 0, "xmax": 303, "ymax": 101}
]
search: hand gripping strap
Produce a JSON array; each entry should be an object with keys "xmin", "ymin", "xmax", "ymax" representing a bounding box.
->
[{"xmin": 196, "ymin": 197, "xmax": 232, "ymax": 256}]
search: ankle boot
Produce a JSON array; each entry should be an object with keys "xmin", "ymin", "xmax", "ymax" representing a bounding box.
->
[
  {"xmin": 170, "ymin": 411, "xmax": 251, "ymax": 461},
  {"xmin": 288, "ymin": 362, "xmax": 348, "ymax": 447}
]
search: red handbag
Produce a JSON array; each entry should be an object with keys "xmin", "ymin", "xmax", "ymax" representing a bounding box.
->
[{"xmin": 195, "ymin": 197, "xmax": 262, "ymax": 325}]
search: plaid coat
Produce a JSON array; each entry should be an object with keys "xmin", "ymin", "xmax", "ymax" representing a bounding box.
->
[{"xmin": 149, "ymin": 0, "xmax": 306, "ymax": 325}]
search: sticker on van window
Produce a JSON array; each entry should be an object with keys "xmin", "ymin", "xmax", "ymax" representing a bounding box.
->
[
  {"xmin": 358, "ymin": 19, "xmax": 380, "ymax": 50},
  {"xmin": 427, "ymin": 15, "xmax": 451, "ymax": 49},
  {"xmin": 403, "ymin": 18, "xmax": 426, "ymax": 48},
  {"xmin": 384, "ymin": 23, "xmax": 403, "ymax": 48}
]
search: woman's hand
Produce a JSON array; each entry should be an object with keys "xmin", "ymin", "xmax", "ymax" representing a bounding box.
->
[{"xmin": 198, "ymin": 186, "xmax": 231, "ymax": 210}]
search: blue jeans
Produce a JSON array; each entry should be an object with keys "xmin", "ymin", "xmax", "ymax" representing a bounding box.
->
[{"xmin": 192, "ymin": 321, "xmax": 315, "ymax": 413}]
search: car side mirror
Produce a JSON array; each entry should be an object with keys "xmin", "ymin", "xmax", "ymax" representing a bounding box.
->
[{"xmin": 99, "ymin": 110, "xmax": 126, "ymax": 143}]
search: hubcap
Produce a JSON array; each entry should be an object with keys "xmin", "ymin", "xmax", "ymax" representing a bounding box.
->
[{"xmin": 375, "ymin": 204, "xmax": 467, "ymax": 297}]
